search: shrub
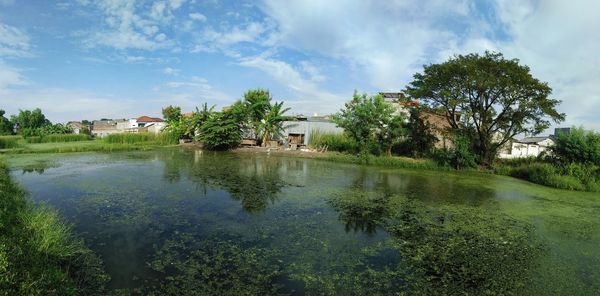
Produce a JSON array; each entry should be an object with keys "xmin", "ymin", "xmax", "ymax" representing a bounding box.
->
[
  {"xmin": 551, "ymin": 126, "xmax": 600, "ymax": 165},
  {"xmin": 309, "ymin": 130, "xmax": 358, "ymax": 152},
  {"xmin": 432, "ymin": 134, "xmax": 477, "ymax": 170},
  {"xmin": 198, "ymin": 111, "xmax": 242, "ymax": 150}
]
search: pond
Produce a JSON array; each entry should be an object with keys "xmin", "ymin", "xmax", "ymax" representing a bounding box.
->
[{"xmin": 7, "ymin": 148, "xmax": 600, "ymax": 295}]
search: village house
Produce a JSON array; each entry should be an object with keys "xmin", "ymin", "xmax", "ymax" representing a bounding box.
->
[
  {"xmin": 66, "ymin": 121, "xmax": 87, "ymax": 134},
  {"xmin": 91, "ymin": 120, "xmax": 123, "ymax": 137},
  {"xmin": 281, "ymin": 115, "xmax": 344, "ymax": 149},
  {"xmin": 380, "ymin": 92, "xmax": 457, "ymax": 149},
  {"xmin": 499, "ymin": 136, "xmax": 555, "ymax": 159}
]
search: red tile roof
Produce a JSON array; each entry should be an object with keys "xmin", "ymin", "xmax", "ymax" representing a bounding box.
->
[{"xmin": 136, "ymin": 116, "xmax": 164, "ymax": 122}]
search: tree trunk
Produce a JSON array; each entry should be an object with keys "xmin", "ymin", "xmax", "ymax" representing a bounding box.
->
[{"xmin": 386, "ymin": 146, "xmax": 392, "ymax": 157}]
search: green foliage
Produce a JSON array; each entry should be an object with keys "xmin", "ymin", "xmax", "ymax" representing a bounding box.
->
[
  {"xmin": 333, "ymin": 91, "xmax": 404, "ymax": 155},
  {"xmin": 308, "ymin": 130, "xmax": 358, "ymax": 152},
  {"xmin": 551, "ymin": 127, "xmax": 600, "ymax": 165},
  {"xmin": 25, "ymin": 133, "xmax": 91, "ymax": 143},
  {"xmin": 0, "ymin": 160, "xmax": 109, "ymax": 294},
  {"xmin": 198, "ymin": 111, "xmax": 242, "ymax": 150},
  {"xmin": 496, "ymin": 161, "xmax": 600, "ymax": 192},
  {"xmin": 432, "ymin": 133, "xmax": 477, "ymax": 169},
  {"xmin": 398, "ymin": 107, "xmax": 437, "ymax": 157},
  {"xmin": 257, "ymin": 101, "xmax": 290, "ymax": 146},
  {"xmin": 0, "ymin": 110, "xmax": 12, "ymax": 135},
  {"xmin": 161, "ymin": 105, "xmax": 182, "ymax": 123},
  {"xmin": 243, "ymin": 88, "xmax": 272, "ymax": 135},
  {"xmin": 10, "ymin": 108, "xmax": 51, "ymax": 132},
  {"xmin": 406, "ymin": 51, "xmax": 565, "ymax": 165},
  {"xmin": 0, "ymin": 135, "xmax": 22, "ymax": 149}
]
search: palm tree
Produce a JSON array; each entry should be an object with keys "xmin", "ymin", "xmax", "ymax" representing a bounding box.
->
[{"xmin": 257, "ymin": 101, "xmax": 290, "ymax": 147}]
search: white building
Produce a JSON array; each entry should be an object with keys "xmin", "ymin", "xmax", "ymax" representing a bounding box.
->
[{"xmin": 499, "ymin": 136, "xmax": 555, "ymax": 159}]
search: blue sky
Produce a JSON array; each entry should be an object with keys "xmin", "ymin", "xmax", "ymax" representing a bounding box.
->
[{"xmin": 1, "ymin": 0, "xmax": 599, "ymax": 131}]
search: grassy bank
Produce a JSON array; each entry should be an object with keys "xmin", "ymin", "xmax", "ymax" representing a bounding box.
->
[
  {"xmin": 315, "ymin": 152, "xmax": 443, "ymax": 170},
  {"xmin": 0, "ymin": 159, "xmax": 109, "ymax": 294},
  {"xmin": 495, "ymin": 158, "xmax": 600, "ymax": 192},
  {"xmin": 1, "ymin": 133, "xmax": 179, "ymax": 154}
]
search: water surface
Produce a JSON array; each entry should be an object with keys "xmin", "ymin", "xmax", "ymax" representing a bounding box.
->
[{"xmin": 8, "ymin": 149, "xmax": 600, "ymax": 295}]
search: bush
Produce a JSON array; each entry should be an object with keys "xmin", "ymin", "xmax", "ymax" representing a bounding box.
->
[
  {"xmin": 432, "ymin": 134, "xmax": 477, "ymax": 170},
  {"xmin": 308, "ymin": 130, "xmax": 358, "ymax": 152},
  {"xmin": 551, "ymin": 127, "xmax": 600, "ymax": 165}
]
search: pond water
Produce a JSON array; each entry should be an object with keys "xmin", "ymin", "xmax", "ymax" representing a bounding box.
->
[{"xmin": 7, "ymin": 148, "xmax": 600, "ymax": 295}]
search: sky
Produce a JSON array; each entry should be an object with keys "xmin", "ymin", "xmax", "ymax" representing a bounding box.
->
[{"xmin": 0, "ymin": 0, "xmax": 599, "ymax": 132}]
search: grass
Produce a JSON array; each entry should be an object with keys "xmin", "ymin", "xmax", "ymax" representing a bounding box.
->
[
  {"xmin": 317, "ymin": 152, "xmax": 443, "ymax": 170},
  {"xmin": 0, "ymin": 135, "xmax": 23, "ymax": 149},
  {"xmin": 0, "ymin": 159, "xmax": 109, "ymax": 294},
  {"xmin": 25, "ymin": 134, "xmax": 91, "ymax": 144},
  {"xmin": 103, "ymin": 132, "xmax": 178, "ymax": 145},
  {"xmin": 494, "ymin": 158, "xmax": 600, "ymax": 192},
  {"xmin": 308, "ymin": 130, "xmax": 358, "ymax": 152},
  {"xmin": 1, "ymin": 132, "xmax": 179, "ymax": 155}
]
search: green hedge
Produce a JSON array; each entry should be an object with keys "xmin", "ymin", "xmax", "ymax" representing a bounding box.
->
[{"xmin": 0, "ymin": 136, "xmax": 22, "ymax": 149}]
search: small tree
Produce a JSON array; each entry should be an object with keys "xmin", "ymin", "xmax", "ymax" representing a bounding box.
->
[
  {"xmin": 0, "ymin": 110, "xmax": 13, "ymax": 135},
  {"xmin": 162, "ymin": 105, "xmax": 182, "ymax": 123},
  {"xmin": 257, "ymin": 101, "xmax": 290, "ymax": 146},
  {"xmin": 198, "ymin": 110, "xmax": 242, "ymax": 150},
  {"xmin": 403, "ymin": 108, "xmax": 437, "ymax": 157},
  {"xmin": 406, "ymin": 51, "xmax": 565, "ymax": 166},
  {"xmin": 10, "ymin": 108, "xmax": 50, "ymax": 133},
  {"xmin": 243, "ymin": 89, "xmax": 271, "ymax": 140},
  {"xmin": 333, "ymin": 91, "xmax": 399, "ymax": 155}
]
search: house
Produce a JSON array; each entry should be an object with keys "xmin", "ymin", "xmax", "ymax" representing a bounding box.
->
[
  {"xmin": 499, "ymin": 136, "xmax": 555, "ymax": 159},
  {"xmin": 281, "ymin": 116, "xmax": 344, "ymax": 148},
  {"xmin": 66, "ymin": 121, "xmax": 87, "ymax": 134},
  {"xmin": 381, "ymin": 92, "xmax": 457, "ymax": 149},
  {"xmin": 91, "ymin": 120, "xmax": 122, "ymax": 137}
]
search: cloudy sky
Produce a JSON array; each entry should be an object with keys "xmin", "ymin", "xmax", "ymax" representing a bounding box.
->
[{"xmin": 0, "ymin": 0, "xmax": 598, "ymax": 131}]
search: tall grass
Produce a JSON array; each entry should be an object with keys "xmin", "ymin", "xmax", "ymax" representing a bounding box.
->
[
  {"xmin": 104, "ymin": 132, "xmax": 178, "ymax": 145},
  {"xmin": 0, "ymin": 160, "xmax": 109, "ymax": 294},
  {"xmin": 494, "ymin": 160, "xmax": 600, "ymax": 192},
  {"xmin": 0, "ymin": 135, "xmax": 22, "ymax": 149},
  {"xmin": 309, "ymin": 130, "xmax": 358, "ymax": 152},
  {"xmin": 25, "ymin": 134, "xmax": 91, "ymax": 144},
  {"xmin": 320, "ymin": 152, "xmax": 442, "ymax": 170}
]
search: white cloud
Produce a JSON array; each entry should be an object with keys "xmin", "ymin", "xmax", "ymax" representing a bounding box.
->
[
  {"xmin": 81, "ymin": 0, "xmax": 185, "ymax": 50},
  {"xmin": 492, "ymin": 0, "xmax": 600, "ymax": 130},
  {"xmin": 0, "ymin": 22, "xmax": 31, "ymax": 57},
  {"xmin": 0, "ymin": 61, "xmax": 27, "ymax": 94},
  {"xmin": 153, "ymin": 76, "xmax": 232, "ymax": 111},
  {"xmin": 1, "ymin": 88, "xmax": 138, "ymax": 122},
  {"xmin": 238, "ymin": 55, "xmax": 343, "ymax": 114},
  {"xmin": 193, "ymin": 22, "xmax": 266, "ymax": 52},
  {"xmin": 189, "ymin": 12, "xmax": 207, "ymax": 22},
  {"xmin": 163, "ymin": 66, "xmax": 179, "ymax": 75}
]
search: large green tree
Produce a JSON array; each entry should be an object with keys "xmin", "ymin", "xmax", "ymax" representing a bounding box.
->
[
  {"xmin": 406, "ymin": 52, "xmax": 565, "ymax": 166},
  {"xmin": 162, "ymin": 105, "xmax": 182, "ymax": 123}
]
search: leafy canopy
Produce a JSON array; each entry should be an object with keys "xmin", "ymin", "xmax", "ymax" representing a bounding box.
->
[
  {"xmin": 333, "ymin": 91, "xmax": 404, "ymax": 155},
  {"xmin": 406, "ymin": 51, "xmax": 564, "ymax": 165}
]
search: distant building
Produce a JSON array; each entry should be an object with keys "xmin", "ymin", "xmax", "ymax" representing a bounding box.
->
[
  {"xmin": 91, "ymin": 120, "xmax": 122, "ymax": 137},
  {"xmin": 66, "ymin": 121, "xmax": 86, "ymax": 134},
  {"xmin": 281, "ymin": 116, "xmax": 344, "ymax": 147},
  {"xmin": 499, "ymin": 136, "xmax": 555, "ymax": 159}
]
